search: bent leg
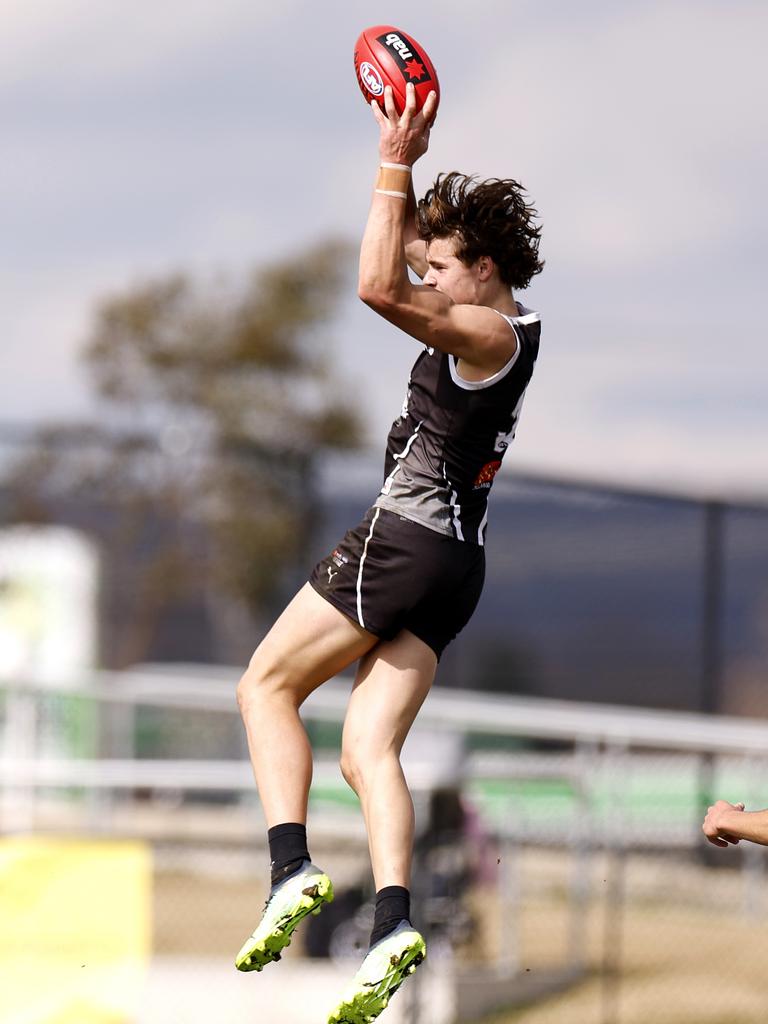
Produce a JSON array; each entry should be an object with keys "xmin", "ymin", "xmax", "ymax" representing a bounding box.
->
[
  {"xmin": 340, "ymin": 630, "xmax": 437, "ymax": 890},
  {"xmin": 237, "ymin": 583, "xmax": 378, "ymax": 827}
]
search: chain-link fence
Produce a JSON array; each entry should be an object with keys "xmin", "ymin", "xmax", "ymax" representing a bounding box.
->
[
  {"xmin": 3, "ymin": 671, "xmax": 768, "ymax": 1023},
  {"xmin": 316, "ymin": 461, "xmax": 768, "ymax": 719},
  {"xmin": 2, "ymin": 452, "xmax": 768, "ymax": 1022}
]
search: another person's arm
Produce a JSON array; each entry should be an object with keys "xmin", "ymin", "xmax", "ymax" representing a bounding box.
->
[{"xmin": 702, "ymin": 800, "xmax": 768, "ymax": 847}]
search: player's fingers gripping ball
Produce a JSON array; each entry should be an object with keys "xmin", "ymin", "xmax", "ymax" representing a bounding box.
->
[{"xmin": 354, "ymin": 25, "xmax": 440, "ymax": 116}]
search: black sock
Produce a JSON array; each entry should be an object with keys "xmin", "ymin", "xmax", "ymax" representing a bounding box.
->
[
  {"xmin": 369, "ymin": 886, "xmax": 411, "ymax": 948},
  {"xmin": 268, "ymin": 822, "xmax": 310, "ymax": 887}
]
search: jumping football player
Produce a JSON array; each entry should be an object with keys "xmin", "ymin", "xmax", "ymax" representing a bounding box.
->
[{"xmin": 235, "ymin": 82, "xmax": 543, "ymax": 1022}]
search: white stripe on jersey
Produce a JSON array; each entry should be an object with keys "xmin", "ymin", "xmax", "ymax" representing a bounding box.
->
[
  {"xmin": 477, "ymin": 506, "xmax": 489, "ymax": 547},
  {"xmin": 380, "ymin": 421, "xmax": 422, "ymax": 496},
  {"xmin": 356, "ymin": 507, "xmax": 381, "ymax": 629},
  {"xmin": 443, "ymin": 462, "xmax": 465, "ymax": 542}
]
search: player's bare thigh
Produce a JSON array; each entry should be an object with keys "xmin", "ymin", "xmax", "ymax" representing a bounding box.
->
[
  {"xmin": 237, "ymin": 583, "xmax": 379, "ymax": 709},
  {"xmin": 340, "ymin": 629, "xmax": 438, "ymax": 781}
]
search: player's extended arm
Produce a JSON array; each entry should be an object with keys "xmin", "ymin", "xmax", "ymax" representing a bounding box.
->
[
  {"xmin": 702, "ymin": 800, "xmax": 768, "ymax": 847},
  {"xmin": 358, "ymin": 85, "xmax": 514, "ymax": 373},
  {"xmin": 403, "ymin": 179, "xmax": 428, "ymax": 279}
]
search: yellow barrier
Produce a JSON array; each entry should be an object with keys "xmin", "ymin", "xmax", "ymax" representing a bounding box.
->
[{"xmin": 0, "ymin": 837, "xmax": 151, "ymax": 1024}]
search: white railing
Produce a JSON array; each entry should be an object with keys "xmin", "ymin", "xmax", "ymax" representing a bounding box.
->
[
  {"xmin": 3, "ymin": 665, "xmax": 768, "ymax": 1024},
  {"xmin": 3, "ymin": 664, "xmax": 768, "ymax": 849},
  {"xmin": 4, "ymin": 663, "xmax": 768, "ymax": 751}
]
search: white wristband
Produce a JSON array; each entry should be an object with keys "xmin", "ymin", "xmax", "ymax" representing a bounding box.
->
[
  {"xmin": 375, "ymin": 188, "xmax": 408, "ymax": 199},
  {"xmin": 380, "ymin": 162, "xmax": 412, "ymax": 173}
]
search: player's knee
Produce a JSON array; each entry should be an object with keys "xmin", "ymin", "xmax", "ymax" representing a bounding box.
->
[
  {"xmin": 339, "ymin": 749, "xmax": 359, "ymax": 793},
  {"xmin": 339, "ymin": 745, "xmax": 368, "ymax": 794},
  {"xmin": 236, "ymin": 650, "xmax": 281, "ymax": 711},
  {"xmin": 236, "ymin": 665, "xmax": 259, "ymax": 713},
  {"xmin": 340, "ymin": 743, "xmax": 393, "ymax": 794}
]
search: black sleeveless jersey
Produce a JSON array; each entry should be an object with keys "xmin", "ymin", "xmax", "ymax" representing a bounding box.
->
[{"xmin": 373, "ymin": 304, "xmax": 540, "ymax": 545}]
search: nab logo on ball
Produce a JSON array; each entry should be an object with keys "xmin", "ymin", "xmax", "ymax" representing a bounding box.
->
[
  {"xmin": 359, "ymin": 61, "xmax": 384, "ymax": 97},
  {"xmin": 377, "ymin": 31, "xmax": 432, "ymax": 85}
]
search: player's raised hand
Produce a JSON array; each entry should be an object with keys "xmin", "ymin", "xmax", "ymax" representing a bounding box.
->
[{"xmin": 372, "ymin": 82, "xmax": 437, "ymax": 166}]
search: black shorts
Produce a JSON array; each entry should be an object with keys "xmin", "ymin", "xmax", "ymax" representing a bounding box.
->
[{"xmin": 309, "ymin": 506, "xmax": 485, "ymax": 659}]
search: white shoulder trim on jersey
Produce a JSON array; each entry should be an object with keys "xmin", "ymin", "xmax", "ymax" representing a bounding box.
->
[{"xmin": 448, "ymin": 314, "xmax": 521, "ymax": 392}]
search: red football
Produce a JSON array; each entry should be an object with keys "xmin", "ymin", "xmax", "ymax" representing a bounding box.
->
[{"xmin": 354, "ymin": 25, "xmax": 440, "ymax": 116}]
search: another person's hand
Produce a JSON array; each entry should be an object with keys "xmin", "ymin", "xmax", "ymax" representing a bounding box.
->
[
  {"xmin": 702, "ymin": 799, "xmax": 745, "ymax": 848},
  {"xmin": 371, "ymin": 82, "xmax": 438, "ymax": 167}
]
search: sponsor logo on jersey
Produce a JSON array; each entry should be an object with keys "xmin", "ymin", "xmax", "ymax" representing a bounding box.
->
[
  {"xmin": 473, "ymin": 460, "xmax": 502, "ymax": 489},
  {"xmin": 360, "ymin": 61, "xmax": 384, "ymax": 96},
  {"xmin": 376, "ymin": 33, "xmax": 432, "ymax": 85},
  {"xmin": 494, "ymin": 424, "xmax": 517, "ymax": 453},
  {"xmin": 495, "ymin": 394, "xmax": 527, "ymax": 453}
]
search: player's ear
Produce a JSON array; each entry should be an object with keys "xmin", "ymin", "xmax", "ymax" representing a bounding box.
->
[{"xmin": 477, "ymin": 256, "xmax": 494, "ymax": 281}]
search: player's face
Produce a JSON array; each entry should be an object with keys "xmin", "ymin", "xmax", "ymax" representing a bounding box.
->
[{"xmin": 423, "ymin": 235, "xmax": 483, "ymax": 304}]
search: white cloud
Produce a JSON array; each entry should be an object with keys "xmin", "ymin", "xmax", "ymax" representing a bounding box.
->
[
  {"xmin": 2, "ymin": 0, "xmax": 766, "ymax": 497},
  {"xmin": 423, "ymin": 3, "xmax": 768, "ymax": 268},
  {"xmin": 0, "ymin": 1, "xmax": 297, "ymax": 91}
]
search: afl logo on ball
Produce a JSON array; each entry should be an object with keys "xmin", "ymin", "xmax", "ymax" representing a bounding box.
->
[{"xmin": 360, "ymin": 62, "xmax": 384, "ymax": 96}]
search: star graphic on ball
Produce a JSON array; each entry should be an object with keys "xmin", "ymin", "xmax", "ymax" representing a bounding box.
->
[{"xmin": 404, "ymin": 58, "xmax": 426, "ymax": 80}]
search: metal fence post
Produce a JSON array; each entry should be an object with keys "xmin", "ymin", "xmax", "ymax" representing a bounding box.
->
[
  {"xmin": 697, "ymin": 502, "xmax": 725, "ymax": 833},
  {"xmin": 741, "ymin": 753, "xmax": 768, "ymax": 920},
  {"xmin": 569, "ymin": 739, "xmax": 599, "ymax": 970},
  {"xmin": 600, "ymin": 741, "xmax": 629, "ymax": 1024},
  {"xmin": 496, "ymin": 833, "xmax": 519, "ymax": 978}
]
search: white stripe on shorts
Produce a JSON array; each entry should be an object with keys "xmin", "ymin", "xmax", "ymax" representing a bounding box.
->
[{"xmin": 356, "ymin": 507, "xmax": 381, "ymax": 629}]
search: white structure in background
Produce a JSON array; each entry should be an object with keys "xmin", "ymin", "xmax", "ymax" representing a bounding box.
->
[
  {"xmin": 0, "ymin": 525, "xmax": 99, "ymax": 684},
  {"xmin": 0, "ymin": 525, "xmax": 99, "ymax": 830}
]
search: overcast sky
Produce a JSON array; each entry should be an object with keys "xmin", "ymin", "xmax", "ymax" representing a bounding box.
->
[{"xmin": 3, "ymin": 0, "xmax": 766, "ymax": 498}]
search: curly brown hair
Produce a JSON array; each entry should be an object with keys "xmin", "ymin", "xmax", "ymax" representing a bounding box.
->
[{"xmin": 416, "ymin": 172, "xmax": 544, "ymax": 290}]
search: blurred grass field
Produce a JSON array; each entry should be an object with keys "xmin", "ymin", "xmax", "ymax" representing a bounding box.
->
[
  {"xmin": 477, "ymin": 850, "xmax": 768, "ymax": 1024},
  {"xmin": 151, "ymin": 845, "xmax": 768, "ymax": 1024},
  {"xmin": 481, "ymin": 903, "xmax": 768, "ymax": 1024}
]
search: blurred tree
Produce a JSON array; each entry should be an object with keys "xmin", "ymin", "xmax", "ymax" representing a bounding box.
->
[{"xmin": 6, "ymin": 239, "xmax": 362, "ymax": 666}]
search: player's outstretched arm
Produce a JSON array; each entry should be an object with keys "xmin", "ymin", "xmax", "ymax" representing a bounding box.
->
[
  {"xmin": 403, "ymin": 179, "xmax": 428, "ymax": 279},
  {"xmin": 702, "ymin": 800, "xmax": 768, "ymax": 847},
  {"xmin": 358, "ymin": 84, "xmax": 515, "ymax": 375},
  {"xmin": 358, "ymin": 82, "xmax": 434, "ymax": 301}
]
